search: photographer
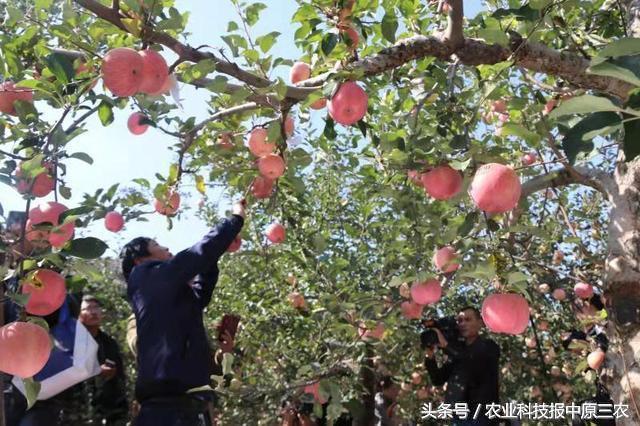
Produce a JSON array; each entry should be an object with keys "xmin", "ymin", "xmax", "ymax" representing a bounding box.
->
[{"xmin": 423, "ymin": 306, "xmax": 500, "ymax": 426}]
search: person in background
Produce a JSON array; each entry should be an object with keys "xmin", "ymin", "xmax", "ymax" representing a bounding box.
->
[
  {"xmin": 374, "ymin": 375, "xmax": 401, "ymax": 426},
  {"xmin": 424, "ymin": 306, "xmax": 500, "ymax": 426},
  {"xmin": 77, "ymin": 294, "xmax": 129, "ymax": 425}
]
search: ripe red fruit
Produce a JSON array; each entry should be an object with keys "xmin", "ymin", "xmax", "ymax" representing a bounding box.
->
[
  {"xmin": 27, "ymin": 202, "xmax": 74, "ymax": 248},
  {"xmin": 138, "ymin": 49, "xmax": 169, "ymax": 94},
  {"xmin": 490, "ymin": 100, "xmax": 507, "ymax": 114},
  {"xmin": 104, "ymin": 211, "xmax": 124, "ymax": 232},
  {"xmin": 217, "ymin": 133, "xmax": 234, "ymax": 149},
  {"xmin": 288, "ymin": 292, "xmax": 306, "ymax": 309},
  {"xmin": 251, "ymin": 176, "xmax": 274, "ymax": 199},
  {"xmin": 248, "ymin": 128, "xmax": 275, "ymax": 157},
  {"xmin": 154, "ymin": 190, "xmax": 181, "ymax": 216},
  {"xmin": 552, "ymin": 288, "xmax": 566, "ymax": 301},
  {"xmin": 358, "ymin": 322, "xmax": 385, "ymax": 340},
  {"xmin": 266, "ymin": 222, "xmax": 286, "ymax": 244},
  {"xmin": 0, "ymin": 322, "xmax": 51, "ymax": 378},
  {"xmin": 543, "ymin": 99, "xmax": 557, "ymax": 116},
  {"xmin": 284, "ymin": 115, "xmax": 295, "ymax": 137},
  {"xmin": 481, "ymin": 293, "xmax": 530, "ymax": 335},
  {"xmin": 227, "ymin": 236, "xmax": 242, "ymax": 253},
  {"xmin": 421, "ymin": 165, "xmax": 463, "ymax": 200},
  {"xmin": 340, "ymin": 25, "xmax": 360, "ymax": 48},
  {"xmin": 469, "ymin": 163, "xmax": 522, "ymax": 214},
  {"xmin": 587, "ymin": 349, "xmax": 605, "ymax": 370},
  {"xmin": 127, "ymin": 112, "xmax": 149, "ymax": 135},
  {"xmin": 433, "ymin": 246, "xmax": 460, "ymax": 273},
  {"xmin": 304, "ymin": 382, "xmax": 327, "ymax": 404},
  {"xmin": 290, "ymin": 62, "xmax": 311, "ymax": 84},
  {"xmin": 327, "ymin": 81, "xmax": 368, "ymax": 126},
  {"xmin": 258, "ymin": 154, "xmax": 286, "ymax": 179},
  {"xmin": 410, "ymin": 279, "xmax": 442, "ymax": 305},
  {"xmin": 574, "ymin": 282, "xmax": 594, "ymax": 299},
  {"xmin": 310, "ymin": 98, "xmax": 327, "ymax": 110},
  {"xmin": 407, "ymin": 170, "xmax": 423, "ymax": 187},
  {"xmin": 0, "ymin": 81, "xmax": 34, "ymax": 116},
  {"xmin": 101, "ymin": 47, "xmax": 144, "ymax": 97},
  {"xmin": 400, "ymin": 301, "xmax": 424, "ymax": 320},
  {"xmin": 521, "ymin": 152, "xmax": 537, "ymax": 166},
  {"xmin": 15, "ymin": 163, "xmax": 54, "ymax": 198},
  {"xmin": 21, "ymin": 269, "xmax": 66, "ymax": 316}
]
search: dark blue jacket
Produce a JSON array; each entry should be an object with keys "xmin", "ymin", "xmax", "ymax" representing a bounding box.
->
[{"xmin": 126, "ymin": 215, "xmax": 243, "ymax": 401}]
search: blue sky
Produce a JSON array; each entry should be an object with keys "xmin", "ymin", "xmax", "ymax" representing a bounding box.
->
[{"xmin": 3, "ymin": 2, "xmax": 484, "ymax": 257}]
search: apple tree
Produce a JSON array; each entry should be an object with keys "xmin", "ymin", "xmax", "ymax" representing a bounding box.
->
[{"xmin": 1, "ymin": 0, "xmax": 640, "ymax": 425}]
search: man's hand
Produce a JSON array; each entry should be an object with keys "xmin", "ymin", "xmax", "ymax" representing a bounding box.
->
[
  {"xmin": 433, "ymin": 327, "xmax": 448, "ymax": 348},
  {"xmin": 100, "ymin": 363, "xmax": 117, "ymax": 380},
  {"xmin": 232, "ymin": 199, "xmax": 247, "ymax": 218}
]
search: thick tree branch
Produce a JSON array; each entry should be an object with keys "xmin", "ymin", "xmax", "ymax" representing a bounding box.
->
[
  {"xmin": 520, "ymin": 166, "xmax": 613, "ymax": 199},
  {"xmin": 444, "ymin": 0, "xmax": 464, "ymax": 49},
  {"xmin": 508, "ymin": 165, "xmax": 614, "ymax": 226},
  {"xmin": 300, "ymin": 34, "xmax": 633, "ymax": 100},
  {"xmin": 74, "ymin": 0, "xmax": 633, "ymax": 105}
]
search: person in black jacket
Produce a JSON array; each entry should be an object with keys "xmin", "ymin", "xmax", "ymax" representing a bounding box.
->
[
  {"xmin": 424, "ymin": 306, "xmax": 500, "ymax": 426},
  {"xmin": 77, "ymin": 294, "xmax": 129, "ymax": 425},
  {"xmin": 121, "ymin": 200, "xmax": 245, "ymax": 426}
]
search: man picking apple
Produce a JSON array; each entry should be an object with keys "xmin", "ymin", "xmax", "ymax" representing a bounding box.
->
[{"xmin": 120, "ymin": 199, "xmax": 246, "ymax": 426}]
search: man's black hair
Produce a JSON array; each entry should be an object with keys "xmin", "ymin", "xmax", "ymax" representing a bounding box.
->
[
  {"xmin": 120, "ymin": 237, "xmax": 152, "ymax": 280},
  {"xmin": 379, "ymin": 375, "xmax": 396, "ymax": 390},
  {"xmin": 459, "ymin": 305, "xmax": 482, "ymax": 321},
  {"xmin": 81, "ymin": 294, "xmax": 102, "ymax": 307}
]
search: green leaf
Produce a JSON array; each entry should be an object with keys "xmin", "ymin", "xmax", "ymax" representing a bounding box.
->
[
  {"xmin": 245, "ymin": 3, "xmax": 267, "ymax": 26},
  {"xmin": 561, "ymin": 112, "xmax": 620, "ymax": 164},
  {"xmin": 68, "ymin": 152, "xmax": 93, "ymax": 164},
  {"xmin": 195, "ymin": 175, "xmax": 206, "ymax": 195},
  {"xmin": 623, "ymin": 92, "xmax": 640, "ymax": 161},
  {"xmin": 59, "ymin": 205, "xmax": 94, "ymax": 222},
  {"xmin": 588, "ymin": 56, "xmax": 640, "ymax": 88},
  {"xmin": 476, "ymin": 29, "xmax": 509, "ymax": 46},
  {"xmin": 529, "ymin": 0, "xmax": 553, "ymax": 9},
  {"xmin": 449, "ymin": 158, "xmax": 472, "ymax": 171},
  {"xmin": 98, "ymin": 101, "xmax": 114, "ymax": 126},
  {"xmin": 321, "ymin": 33, "xmax": 339, "ymax": 56},
  {"xmin": 62, "ymin": 237, "xmax": 108, "ymax": 259},
  {"xmin": 192, "ymin": 59, "xmax": 216, "ymax": 79},
  {"xmin": 381, "ymin": 14, "xmax": 398, "ymax": 43},
  {"xmin": 256, "ymin": 32, "xmax": 280, "ymax": 53},
  {"xmin": 597, "ymin": 37, "xmax": 640, "ymax": 59},
  {"xmin": 21, "ymin": 378, "xmax": 41, "ymax": 409},
  {"xmin": 499, "ymin": 123, "xmax": 540, "ymax": 143},
  {"xmin": 59, "ymin": 185, "xmax": 72, "ymax": 199},
  {"xmin": 549, "ymin": 95, "xmax": 622, "ymax": 118},
  {"xmin": 457, "ymin": 211, "xmax": 479, "ymax": 237},
  {"xmin": 44, "ymin": 52, "xmax": 74, "ymax": 85},
  {"xmin": 507, "ymin": 271, "xmax": 529, "ymax": 284},
  {"xmin": 222, "ymin": 352, "xmax": 234, "ymax": 376}
]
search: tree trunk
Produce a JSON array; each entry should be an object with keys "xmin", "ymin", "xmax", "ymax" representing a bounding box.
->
[
  {"xmin": 355, "ymin": 347, "xmax": 376, "ymax": 426},
  {"xmin": 602, "ymin": 155, "xmax": 640, "ymax": 424}
]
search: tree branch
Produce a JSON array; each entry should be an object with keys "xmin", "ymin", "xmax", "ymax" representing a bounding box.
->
[
  {"xmin": 74, "ymin": 0, "xmax": 633, "ymax": 105},
  {"xmin": 444, "ymin": 0, "xmax": 464, "ymax": 49},
  {"xmin": 508, "ymin": 165, "xmax": 614, "ymax": 226}
]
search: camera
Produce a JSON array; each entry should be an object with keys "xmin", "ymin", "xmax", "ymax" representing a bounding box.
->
[{"xmin": 420, "ymin": 316, "xmax": 461, "ymax": 349}]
